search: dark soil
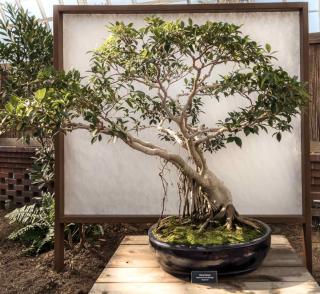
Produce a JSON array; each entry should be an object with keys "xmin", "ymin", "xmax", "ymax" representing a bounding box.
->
[
  {"xmin": 0, "ymin": 209, "xmax": 319, "ymax": 293},
  {"xmin": 0, "ymin": 209, "xmax": 151, "ymax": 294}
]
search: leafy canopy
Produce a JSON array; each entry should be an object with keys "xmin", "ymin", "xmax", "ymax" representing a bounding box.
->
[
  {"xmin": 0, "ymin": 17, "xmax": 309, "ymax": 154},
  {"xmin": 88, "ymin": 17, "xmax": 309, "ymax": 150}
]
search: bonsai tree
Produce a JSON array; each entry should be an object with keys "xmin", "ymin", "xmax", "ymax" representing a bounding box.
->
[{"xmin": 1, "ymin": 17, "xmax": 308, "ymax": 235}]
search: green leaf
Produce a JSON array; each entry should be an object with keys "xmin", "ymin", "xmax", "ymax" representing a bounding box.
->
[
  {"xmin": 244, "ymin": 127, "xmax": 250, "ymax": 136},
  {"xmin": 226, "ymin": 137, "xmax": 234, "ymax": 143},
  {"xmin": 234, "ymin": 137, "xmax": 242, "ymax": 147},
  {"xmin": 271, "ymin": 102, "xmax": 277, "ymax": 114},
  {"xmin": 126, "ymin": 99, "xmax": 133, "ymax": 108},
  {"xmin": 9, "ymin": 95, "xmax": 19, "ymax": 105},
  {"xmin": 5, "ymin": 103, "xmax": 14, "ymax": 113},
  {"xmin": 265, "ymin": 43, "xmax": 271, "ymax": 53},
  {"xmin": 276, "ymin": 132, "xmax": 282, "ymax": 142},
  {"xmin": 34, "ymin": 88, "xmax": 47, "ymax": 102}
]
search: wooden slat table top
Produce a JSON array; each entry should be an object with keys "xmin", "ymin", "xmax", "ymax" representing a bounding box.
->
[{"xmin": 89, "ymin": 235, "xmax": 320, "ymax": 294}]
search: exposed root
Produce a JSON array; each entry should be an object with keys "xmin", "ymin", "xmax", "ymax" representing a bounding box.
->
[
  {"xmin": 197, "ymin": 203, "xmax": 261, "ymax": 233},
  {"xmin": 225, "ymin": 204, "xmax": 236, "ymax": 230},
  {"xmin": 198, "ymin": 210, "xmax": 214, "ymax": 233},
  {"xmin": 174, "ymin": 171, "xmax": 261, "ymax": 234},
  {"xmin": 212, "ymin": 206, "xmax": 226, "ymax": 220},
  {"xmin": 181, "ymin": 219, "xmax": 192, "ymax": 225},
  {"xmin": 156, "ymin": 215, "xmax": 174, "ymax": 229},
  {"xmin": 235, "ymin": 215, "xmax": 260, "ymax": 231},
  {"xmin": 198, "ymin": 205, "xmax": 226, "ymax": 233},
  {"xmin": 224, "ymin": 204, "xmax": 261, "ymax": 231}
]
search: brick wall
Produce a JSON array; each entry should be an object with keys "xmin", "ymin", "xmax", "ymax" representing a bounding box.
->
[
  {"xmin": 311, "ymin": 154, "xmax": 320, "ymax": 227},
  {"xmin": 311, "ymin": 153, "xmax": 320, "ymax": 203},
  {"xmin": 0, "ymin": 146, "xmax": 42, "ymax": 208}
]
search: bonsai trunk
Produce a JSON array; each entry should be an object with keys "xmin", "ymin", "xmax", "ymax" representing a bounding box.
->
[
  {"xmin": 110, "ymin": 131, "xmax": 260, "ymax": 233},
  {"xmin": 177, "ymin": 168, "xmax": 260, "ymax": 232}
]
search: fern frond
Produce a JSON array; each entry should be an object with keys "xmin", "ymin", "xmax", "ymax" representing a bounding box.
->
[
  {"xmin": 6, "ymin": 192, "xmax": 103, "ymax": 255},
  {"xmin": 35, "ymin": 228, "xmax": 54, "ymax": 254},
  {"xmin": 5, "ymin": 204, "xmax": 41, "ymax": 225},
  {"xmin": 8, "ymin": 223, "xmax": 46, "ymax": 242}
]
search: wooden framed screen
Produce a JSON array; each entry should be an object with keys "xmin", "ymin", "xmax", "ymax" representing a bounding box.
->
[{"xmin": 53, "ymin": 3, "xmax": 311, "ymax": 271}]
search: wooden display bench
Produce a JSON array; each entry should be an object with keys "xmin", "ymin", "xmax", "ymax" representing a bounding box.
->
[{"xmin": 89, "ymin": 235, "xmax": 319, "ymax": 293}]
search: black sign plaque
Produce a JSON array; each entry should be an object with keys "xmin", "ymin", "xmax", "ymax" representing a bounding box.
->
[{"xmin": 191, "ymin": 271, "xmax": 218, "ymax": 284}]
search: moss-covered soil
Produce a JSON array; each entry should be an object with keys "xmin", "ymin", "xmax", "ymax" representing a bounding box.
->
[{"xmin": 153, "ymin": 217, "xmax": 265, "ymax": 246}]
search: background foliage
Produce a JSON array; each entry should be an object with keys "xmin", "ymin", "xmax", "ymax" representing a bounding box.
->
[
  {"xmin": 0, "ymin": 4, "xmax": 102, "ymax": 255},
  {"xmin": 0, "ymin": 4, "xmax": 53, "ymax": 105}
]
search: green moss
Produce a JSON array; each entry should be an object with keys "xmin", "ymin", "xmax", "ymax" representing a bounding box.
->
[{"xmin": 153, "ymin": 217, "xmax": 264, "ymax": 246}]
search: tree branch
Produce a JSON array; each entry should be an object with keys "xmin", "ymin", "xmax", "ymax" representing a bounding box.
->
[
  {"xmin": 195, "ymin": 112, "xmax": 270, "ymax": 145},
  {"xmin": 109, "ymin": 131, "xmax": 210, "ymax": 188},
  {"xmin": 157, "ymin": 119, "xmax": 186, "ymax": 147}
]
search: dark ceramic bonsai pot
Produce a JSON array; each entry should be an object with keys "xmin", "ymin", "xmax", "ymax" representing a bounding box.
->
[{"xmin": 148, "ymin": 219, "xmax": 271, "ymax": 277}]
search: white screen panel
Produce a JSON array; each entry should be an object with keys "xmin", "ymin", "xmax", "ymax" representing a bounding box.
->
[{"xmin": 62, "ymin": 11, "xmax": 302, "ymax": 216}]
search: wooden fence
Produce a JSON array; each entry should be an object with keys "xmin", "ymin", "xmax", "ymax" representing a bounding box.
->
[
  {"xmin": 309, "ymin": 34, "xmax": 320, "ymax": 220},
  {"xmin": 309, "ymin": 33, "xmax": 320, "ymax": 142}
]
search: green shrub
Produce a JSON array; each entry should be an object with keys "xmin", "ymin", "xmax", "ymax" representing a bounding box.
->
[
  {"xmin": 1, "ymin": 5, "xmax": 103, "ymax": 255},
  {"xmin": 29, "ymin": 141, "xmax": 54, "ymax": 191},
  {"xmin": 0, "ymin": 4, "xmax": 53, "ymax": 104},
  {"xmin": 5, "ymin": 192, "xmax": 55, "ymax": 255},
  {"xmin": 5, "ymin": 193, "xmax": 104, "ymax": 255}
]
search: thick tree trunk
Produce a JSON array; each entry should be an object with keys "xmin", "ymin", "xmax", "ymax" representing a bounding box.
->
[
  {"xmin": 102, "ymin": 129, "xmax": 260, "ymax": 232},
  {"xmin": 203, "ymin": 170, "xmax": 233, "ymax": 209},
  {"xmin": 180, "ymin": 168, "xmax": 259, "ymax": 232}
]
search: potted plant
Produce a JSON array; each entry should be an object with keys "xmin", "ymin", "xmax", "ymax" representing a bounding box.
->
[{"xmin": 1, "ymin": 17, "xmax": 308, "ymax": 276}]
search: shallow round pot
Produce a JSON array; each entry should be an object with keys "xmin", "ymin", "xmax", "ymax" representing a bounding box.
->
[{"xmin": 148, "ymin": 219, "xmax": 271, "ymax": 277}]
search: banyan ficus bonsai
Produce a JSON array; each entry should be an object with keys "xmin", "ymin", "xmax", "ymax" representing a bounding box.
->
[{"xmin": 1, "ymin": 17, "xmax": 309, "ymax": 275}]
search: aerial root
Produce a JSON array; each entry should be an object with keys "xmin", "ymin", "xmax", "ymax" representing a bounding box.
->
[
  {"xmin": 198, "ymin": 203, "xmax": 261, "ymax": 233},
  {"xmin": 197, "ymin": 206, "xmax": 225, "ymax": 233},
  {"xmin": 198, "ymin": 214, "xmax": 212, "ymax": 233}
]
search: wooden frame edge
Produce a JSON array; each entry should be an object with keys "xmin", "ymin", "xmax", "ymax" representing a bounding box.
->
[
  {"xmin": 300, "ymin": 4, "xmax": 312, "ymax": 272},
  {"xmin": 54, "ymin": 3, "xmax": 308, "ymax": 13},
  {"xmin": 60, "ymin": 215, "xmax": 305, "ymax": 224},
  {"xmin": 53, "ymin": 5, "xmax": 65, "ymax": 272},
  {"xmin": 53, "ymin": 3, "xmax": 311, "ymax": 272}
]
